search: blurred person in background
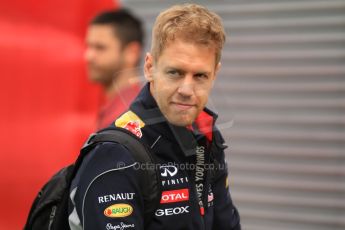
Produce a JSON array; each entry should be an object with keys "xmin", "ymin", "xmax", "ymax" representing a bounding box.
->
[{"xmin": 85, "ymin": 9, "xmax": 144, "ymax": 129}]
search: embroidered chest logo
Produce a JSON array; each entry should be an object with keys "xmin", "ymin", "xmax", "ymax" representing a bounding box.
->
[
  {"xmin": 159, "ymin": 165, "xmax": 189, "ymax": 187},
  {"xmin": 104, "ymin": 203, "xmax": 133, "ymax": 218},
  {"xmin": 115, "ymin": 110, "xmax": 145, "ymax": 138},
  {"xmin": 124, "ymin": 121, "xmax": 142, "ymax": 138},
  {"xmin": 160, "ymin": 165, "xmax": 178, "ymax": 177},
  {"xmin": 160, "ymin": 189, "xmax": 189, "ymax": 204},
  {"xmin": 98, "ymin": 193, "xmax": 135, "ymax": 204},
  {"xmin": 106, "ymin": 222, "xmax": 135, "ymax": 230},
  {"xmin": 155, "ymin": 206, "xmax": 190, "ymax": 217}
]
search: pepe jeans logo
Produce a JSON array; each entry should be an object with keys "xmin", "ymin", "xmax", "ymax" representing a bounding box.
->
[
  {"xmin": 106, "ymin": 222, "xmax": 135, "ymax": 230},
  {"xmin": 104, "ymin": 204, "xmax": 133, "ymax": 218},
  {"xmin": 160, "ymin": 165, "xmax": 178, "ymax": 177}
]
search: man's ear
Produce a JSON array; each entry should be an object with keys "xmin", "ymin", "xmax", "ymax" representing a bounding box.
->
[
  {"xmin": 123, "ymin": 42, "xmax": 141, "ymax": 68},
  {"xmin": 144, "ymin": 53, "xmax": 154, "ymax": 81}
]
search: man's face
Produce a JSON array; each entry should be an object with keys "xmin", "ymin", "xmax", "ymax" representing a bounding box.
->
[
  {"xmin": 144, "ymin": 39, "xmax": 220, "ymax": 126},
  {"xmin": 84, "ymin": 24, "xmax": 123, "ymax": 85}
]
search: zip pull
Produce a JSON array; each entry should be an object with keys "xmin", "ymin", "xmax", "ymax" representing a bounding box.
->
[
  {"xmin": 200, "ymin": 207, "xmax": 205, "ymax": 216},
  {"xmin": 48, "ymin": 205, "xmax": 57, "ymax": 230}
]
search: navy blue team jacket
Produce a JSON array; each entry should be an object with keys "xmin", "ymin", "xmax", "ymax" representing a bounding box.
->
[{"xmin": 68, "ymin": 83, "xmax": 241, "ymax": 230}]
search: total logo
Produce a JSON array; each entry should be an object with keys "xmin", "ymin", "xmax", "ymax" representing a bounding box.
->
[
  {"xmin": 104, "ymin": 203, "xmax": 133, "ymax": 218},
  {"xmin": 155, "ymin": 206, "xmax": 190, "ymax": 217},
  {"xmin": 160, "ymin": 189, "xmax": 189, "ymax": 204}
]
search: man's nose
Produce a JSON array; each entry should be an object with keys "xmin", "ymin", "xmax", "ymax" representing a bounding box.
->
[{"xmin": 177, "ymin": 75, "xmax": 194, "ymax": 97}]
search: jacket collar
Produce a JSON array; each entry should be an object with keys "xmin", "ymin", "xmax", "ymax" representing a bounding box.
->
[{"xmin": 130, "ymin": 83, "xmax": 218, "ymax": 157}]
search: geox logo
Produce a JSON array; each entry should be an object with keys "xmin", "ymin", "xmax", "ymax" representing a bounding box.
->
[{"xmin": 155, "ymin": 206, "xmax": 189, "ymax": 216}]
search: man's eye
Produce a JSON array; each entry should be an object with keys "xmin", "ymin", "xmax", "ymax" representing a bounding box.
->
[
  {"xmin": 167, "ymin": 70, "xmax": 180, "ymax": 77},
  {"xmin": 94, "ymin": 44, "xmax": 106, "ymax": 51},
  {"xmin": 195, "ymin": 73, "xmax": 208, "ymax": 79}
]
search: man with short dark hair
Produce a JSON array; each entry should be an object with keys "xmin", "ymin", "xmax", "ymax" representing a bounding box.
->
[
  {"xmin": 85, "ymin": 9, "xmax": 143, "ymax": 129},
  {"xmin": 69, "ymin": 4, "xmax": 241, "ymax": 229}
]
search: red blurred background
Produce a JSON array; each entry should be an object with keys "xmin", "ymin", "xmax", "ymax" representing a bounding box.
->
[{"xmin": 0, "ymin": 0, "xmax": 118, "ymax": 228}]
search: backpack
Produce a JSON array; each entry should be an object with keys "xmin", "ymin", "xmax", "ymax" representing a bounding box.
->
[{"xmin": 24, "ymin": 127, "xmax": 161, "ymax": 230}]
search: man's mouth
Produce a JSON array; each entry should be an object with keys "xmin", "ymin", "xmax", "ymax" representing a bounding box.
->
[{"xmin": 172, "ymin": 102, "xmax": 194, "ymax": 111}]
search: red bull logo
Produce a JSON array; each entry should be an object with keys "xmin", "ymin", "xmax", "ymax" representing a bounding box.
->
[
  {"xmin": 124, "ymin": 120, "xmax": 142, "ymax": 138},
  {"xmin": 115, "ymin": 111, "xmax": 145, "ymax": 138}
]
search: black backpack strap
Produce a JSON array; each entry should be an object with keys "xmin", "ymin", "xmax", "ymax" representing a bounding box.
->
[
  {"xmin": 24, "ymin": 165, "xmax": 75, "ymax": 230},
  {"xmin": 24, "ymin": 128, "xmax": 160, "ymax": 230},
  {"xmin": 79, "ymin": 127, "xmax": 161, "ymax": 227}
]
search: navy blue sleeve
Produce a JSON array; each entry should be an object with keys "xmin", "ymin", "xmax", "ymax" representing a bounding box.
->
[
  {"xmin": 73, "ymin": 142, "xmax": 144, "ymax": 230},
  {"xmin": 211, "ymin": 147, "xmax": 241, "ymax": 230}
]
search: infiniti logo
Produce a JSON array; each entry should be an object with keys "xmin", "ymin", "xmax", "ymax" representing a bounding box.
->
[{"xmin": 160, "ymin": 165, "xmax": 178, "ymax": 177}]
